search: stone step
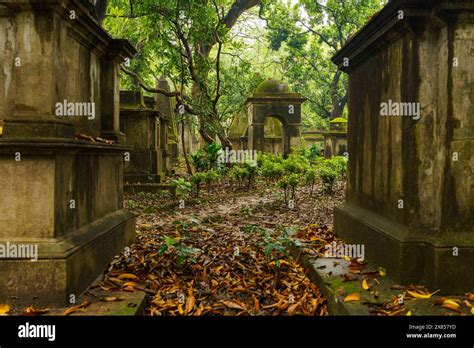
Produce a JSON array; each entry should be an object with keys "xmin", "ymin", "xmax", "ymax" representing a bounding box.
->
[{"xmin": 289, "ymin": 244, "xmax": 473, "ymax": 316}]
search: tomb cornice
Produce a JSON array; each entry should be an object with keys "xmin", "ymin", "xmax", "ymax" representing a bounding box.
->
[
  {"xmin": 0, "ymin": 0, "xmax": 136, "ymax": 59},
  {"xmin": 245, "ymin": 94, "xmax": 307, "ymax": 106},
  {"xmin": 332, "ymin": 0, "xmax": 474, "ymax": 73}
]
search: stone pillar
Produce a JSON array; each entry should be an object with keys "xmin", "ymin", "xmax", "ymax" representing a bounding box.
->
[
  {"xmin": 323, "ymin": 132, "xmax": 348, "ymax": 158},
  {"xmin": 247, "ymin": 123, "xmax": 265, "ymax": 153},
  {"xmin": 100, "ymin": 52, "xmax": 126, "ymax": 144},
  {"xmin": 332, "ymin": 0, "xmax": 474, "ymax": 294},
  {"xmin": 155, "ymin": 78, "xmax": 174, "ymax": 175},
  {"xmin": 0, "ymin": 0, "xmax": 137, "ymax": 306}
]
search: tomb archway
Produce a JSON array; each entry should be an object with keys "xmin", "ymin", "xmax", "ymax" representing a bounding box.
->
[{"xmin": 246, "ymin": 79, "xmax": 305, "ymax": 157}]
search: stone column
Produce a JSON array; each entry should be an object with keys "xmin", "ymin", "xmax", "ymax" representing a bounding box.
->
[
  {"xmin": 155, "ymin": 78, "xmax": 173, "ymax": 175},
  {"xmin": 101, "ymin": 40, "xmax": 136, "ymax": 144}
]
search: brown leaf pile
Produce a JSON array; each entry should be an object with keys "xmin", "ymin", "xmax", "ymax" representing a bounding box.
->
[{"xmin": 103, "ymin": 191, "xmax": 328, "ymax": 316}]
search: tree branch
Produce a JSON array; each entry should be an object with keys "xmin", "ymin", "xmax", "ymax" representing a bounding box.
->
[{"xmin": 120, "ymin": 66, "xmax": 198, "ymax": 116}]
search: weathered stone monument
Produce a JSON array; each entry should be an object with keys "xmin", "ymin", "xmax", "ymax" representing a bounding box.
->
[
  {"xmin": 246, "ymin": 79, "xmax": 305, "ymax": 157},
  {"xmin": 0, "ymin": 0, "xmax": 136, "ymax": 305},
  {"xmin": 120, "ymin": 91, "xmax": 164, "ymax": 186},
  {"xmin": 120, "ymin": 82, "xmax": 177, "ymax": 192},
  {"xmin": 332, "ymin": 0, "xmax": 474, "ymax": 294},
  {"xmin": 323, "ymin": 118, "xmax": 348, "ymax": 158},
  {"xmin": 302, "ymin": 130, "xmax": 325, "ymax": 152}
]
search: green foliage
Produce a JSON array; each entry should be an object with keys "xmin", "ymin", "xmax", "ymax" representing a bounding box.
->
[
  {"xmin": 171, "ymin": 178, "xmax": 192, "ymax": 199},
  {"xmin": 158, "ymin": 235, "xmax": 201, "ymax": 266},
  {"xmin": 296, "ymin": 143, "xmax": 324, "ymax": 162},
  {"xmin": 127, "ymin": 199, "xmax": 139, "ymax": 209},
  {"xmin": 262, "ymin": 0, "xmax": 386, "ymax": 128},
  {"xmin": 278, "ymin": 172, "xmax": 300, "ymax": 207},
  {"xmin": 241, "ymin": 224, "xmax": 268, "ymax": 235},
  {"xmin": 203, "ymin": 169, "xmax": 221, "ymax": 192},
  {"xmin": 319, "ymin": 165, "xmax": 339, "ymax": 194},
  {"xmin": 257, "ymin": 152, "xmax": 283, "ymax": 167},
  {"xmin": 243, "ymin": 162, "xmax": 258, "ymax": 188},
  {"xmin": 205, "ymin": 142, "xmax": 224, "ymax": 168},
  {"xmin": 260, "ymin": 161, "xmax": 284, "ymax": 182},
  {"xmin": 325, "ymin": 156, "xmax": 348, "ymax": 175},
  {"xmin": 190, "ymin": 150, "xmax": 208, "ymax": 173},
  {"xmin": 305, "ymin": 168, "xmax": 318, "ymax": 197},
  {"xmin": 262, "ymin": 235, "xmax": 292, "ymax": 266},
  {"xmin": 282, "ymin": 154, "xmax": 310, "ymax": 174},
  {"xmin": 229, "ymin": 166, "xmax": 248, "ymax": 188},
  {"xmin": 190, "ymin": 172, "xmax": 207, "ymax": 196},
  {"xmin": 104, "ymin": 0, "xmax": 264, "ymax": 141},
  {"xmin": 189, "ymin": 142, "xmax": 223, "ymax": 172},
  {"xmin": 229, "ymin": 162, "xmax": 257, "ymax": 190}
]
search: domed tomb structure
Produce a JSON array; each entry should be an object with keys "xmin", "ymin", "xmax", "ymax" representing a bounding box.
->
[{"xmin": 246, "ymin": 79, "xmax": 306, "ymax": 157}]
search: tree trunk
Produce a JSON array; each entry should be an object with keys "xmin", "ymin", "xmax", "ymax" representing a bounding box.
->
[{"xmin": 181, "ymin": 119, "xmax": 193, "ymax": 175}]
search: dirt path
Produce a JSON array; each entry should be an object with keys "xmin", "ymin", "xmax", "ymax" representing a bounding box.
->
[{"xmin": 102, "ymin": 184, "xmax": 345, "ymax": 316}]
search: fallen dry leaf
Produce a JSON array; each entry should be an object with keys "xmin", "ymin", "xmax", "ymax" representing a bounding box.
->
[
  {"xmin": 63, "ymin": 301, "xmax": 90, "ymax": 316},
  {"xmin": 101, "ymin": 297, "xmax": 124, "ymax": 302},
  {"xmin": 0, "ymin": 304, "xmax": 10, "ymax": 315},
  {"xmin": 407, "ymin": 290, "xmax": 440, "ymax": 299},
  {"xmin": 442, "ymin": 303, "xmax": 462, "ymax": 313},
  {"xmin": 443, "ymin": 299, "xmax": 461, "ymax": 308},
  {"xmin": 23, "ymin": 306, "xmax": 50, "ymax": 316},
  {"xmin": 287, "ymin": 302, "xmax": 300, "ymax": 315},
  {"xmin": 118, "ymin": 273, "xmax": 138, "ymax": 280},
  {"xmin": 344, "ymin": 293, "xmax": 360, "ymax": 302},
  {"xmin": 362, "ymin": 279, "xmax": 370, "ymax": 290},
  {"xmin": 185, "ymin": 294, "xmax": 195, "ymax": 314},
  {"xmin": 221, "ymin": 300, "xmax": 246, "ymax": 311}
]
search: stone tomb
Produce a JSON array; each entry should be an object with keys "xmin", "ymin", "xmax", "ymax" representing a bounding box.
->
[
  {"xmin": 0, "ymin": 0, "xmax": 136, "ymax": 305},
  {"xmin": 323, "ymin": 118, "xmax": 348, "ymax": 158},
  {"xmin": 120, "ymin": 90, "xmax": 164, "ymax": 184},
  {"xmin": 120, "ymin": 83, "xmax": 177, "ymax": 192},
  {"xmin": 332, "ymin": 0, "xmax": 474, "ymax": 294},
  {"xmin": 246, "ymin": 79, "xmax": 305, "ymax": 157}
]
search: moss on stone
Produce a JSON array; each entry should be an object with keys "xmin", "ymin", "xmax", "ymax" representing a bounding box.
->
[
  {"xmin": 326, "ymin": 276, "xmax": 361, "ymax": 294},
  {"xmin": 330, "ymin": 117, "xmax": 348, "ymax": 123},
  {"xmin": 255, "ymin": 78, "xmax": 290, "ymax": 94}
]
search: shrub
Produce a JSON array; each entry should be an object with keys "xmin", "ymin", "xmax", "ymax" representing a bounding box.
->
[
  {"xmin": 319, "ymin": 164, "xmax": 340, "ymax": 194},
  {"xmin": 325, "ymin": 156, "xmax": 347, "ymax": 176},
  {"xmin": 243, "ymin": 163, "xmax": 258, "ymax": 189},
  {"xmin": 189, "ymin": 141, "xmax": 223, "ymax": 172},
  {"xmin": 282, "ymin": 154, "xmax": 310, "ymax": 174},
  {"xmin": 171, "ymin": 178, "xmax": 192, "ymax": 199},
  {"xmin": 203, "ymin": 169, "xmax": 221, "ymax": 192},
  {"xmin": 305, "ymin": 168, "xmax": 318, "ymax": 197},
  {"xmin": 190, "ymin": 172, "xmax": 207, "ymax": 197},
  {"xmin": 278, "ymin": 173, "xmax": 299, "ymax": 208},
  {"xmin": 295, "ymin": 143, "xmax": 323, "ymax": 161},
  {"xmin": 230, "ymin": 166, "xmax": 248, "ymax": 188},
  {"xmin": 260, "ymin": 161, "xmax": 284, "ymax": 182}
]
